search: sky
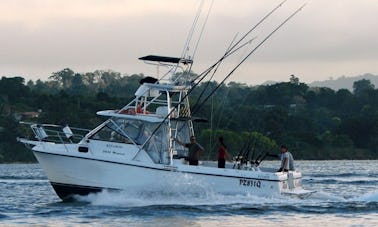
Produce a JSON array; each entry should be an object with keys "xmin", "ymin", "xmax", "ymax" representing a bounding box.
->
[{"xmin": 0, "ymin": 0, "xmax": 377, "ymax": 85}]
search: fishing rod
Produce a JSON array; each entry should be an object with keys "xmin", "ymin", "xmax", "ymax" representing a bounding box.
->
[
  {"xmin": 244, "ymin": 138, "xmax": 256, "ymax": 165},
  {"xmin": 255, "ymin": 152, "xmax": 271, "ymax": 166},
  {"xmin": 233, "ymin": 135, "xmax": 254, "ymax": 169},
  {"xmin": 254, "ymin": 153, "xmax": 263, "ymax": 165},
  {"xmin": 249, "ymin": 149, "xmax": 256, "ymax": 165},
  {"xmin": 233, "ymin": 140, "xmax": 248, "ymax": 169},
  {"xmin": 191, "ymin": 3, "xmax": 306, "ymax": 116}
]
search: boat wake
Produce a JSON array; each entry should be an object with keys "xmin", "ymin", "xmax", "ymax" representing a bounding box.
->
[
  {"xmin": 75, "ymin": 188, "xmax": 291, "ymax": 207},
  {"xmin": 74, "ymin": 186, "xmax": 378, "ymax": 210}
]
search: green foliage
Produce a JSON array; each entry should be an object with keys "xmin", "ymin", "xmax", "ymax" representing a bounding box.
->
[
  {"xmin": 0, "ymin": 73, "xmax": 377, "ymax": 162},
  {"xmin": 353, "ymin": 79, "xmax": 375, "ymax": 96}
]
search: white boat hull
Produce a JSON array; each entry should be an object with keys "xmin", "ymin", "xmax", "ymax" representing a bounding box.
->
[{"xmin": 31, "ymin": 145, "xmax": 307, "ymax": 200}]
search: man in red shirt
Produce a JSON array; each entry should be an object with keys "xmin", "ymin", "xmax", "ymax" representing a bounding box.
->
[{"xmin": 218, "ymin": 136, "xmax": 230, "ymax": 168}]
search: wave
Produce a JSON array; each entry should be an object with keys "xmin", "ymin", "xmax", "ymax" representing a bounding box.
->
[
  {"xmin": 303, "ymin": 178, "xmax": 378, "ymax": 185},
  {"xmin": 355, "ymin": 191, "xmax": 378, "ymax": 202},
  {"xmin": 306, "ymin": 191, "xmax": 346, "ymax": 201},
  {"xmin": 0, "ymin": 175, "xmax": 47, "ymax": 180},
  {"xmin": 0, "ymin": 179, "xmax": 49, "ymax": 185},
  {"xmin": 0, "ymin": 175, "xmax": 48, "ymax": 184},
  {"xmin": 307, "ymin": 173, "xmax": 378, "ymax": 178}
]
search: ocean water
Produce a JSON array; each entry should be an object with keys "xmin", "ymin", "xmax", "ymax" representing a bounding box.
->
[{"xmin": 0, "ymin": 160, "xmax": 377, "ymax": 226}]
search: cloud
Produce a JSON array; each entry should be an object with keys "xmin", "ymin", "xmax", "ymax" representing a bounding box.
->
[{"xmin": 0, "ymin": 0, "xmax": 377, "ymax": 84}]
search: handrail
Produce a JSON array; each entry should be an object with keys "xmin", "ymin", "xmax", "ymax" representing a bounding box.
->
[
  {"xmin": 19, "ymin": 121, "xmax": 91, "ymax": 132},
  {"xmin": 20, "ymin": 121, "xmax": 89, "ymax": 145}
]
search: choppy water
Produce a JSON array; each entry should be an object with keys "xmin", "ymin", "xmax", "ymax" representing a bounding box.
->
[{"xmin": 0, "ymin": 160, "xmax": 377, "ymax": 226}]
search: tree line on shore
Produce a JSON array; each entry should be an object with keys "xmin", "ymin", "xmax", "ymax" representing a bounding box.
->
[{"xmin": 0, "ymin": 68, "xmax": 377, "ymax": 162}]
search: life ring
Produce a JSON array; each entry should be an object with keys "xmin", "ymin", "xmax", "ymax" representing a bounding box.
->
[
  {"xmin": 136, "ymin": 105, "xmax": 143, "ymax": 114},
  {"xmin": 119, "ymin": 108, "xmax": 136, "ymax": 115},
  {"xmin": 119, "ymin": 108, "xmax": 149, "ymax": 115},
  {"xmin": 136, "ymin": 105, "xmax": 150, "ymax": 114}
]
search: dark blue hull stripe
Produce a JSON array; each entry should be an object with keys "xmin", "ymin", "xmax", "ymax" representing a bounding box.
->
[
  {"xmin": 50, "ymin": 182, "xmax": 108, "ymax": 200},
  {"xmin": 33, "ymin": 150, "xmax": 282, "ymax": 182}
]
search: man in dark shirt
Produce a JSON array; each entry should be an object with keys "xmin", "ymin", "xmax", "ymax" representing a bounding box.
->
[{"xmin": 174, "ymin": 136, "xmax": 204, "ymax": 166}]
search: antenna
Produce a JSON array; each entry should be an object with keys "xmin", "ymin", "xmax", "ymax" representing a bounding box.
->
[
  {"xmin": 180, "ymin": 0, "xmax": 204, "ymax": 60},
  {"xmin": 191, "ymin": 0, "xmax": 215, "ymax": 64}
]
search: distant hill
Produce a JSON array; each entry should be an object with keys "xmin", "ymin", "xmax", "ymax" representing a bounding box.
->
[
  {"xmin": 309, "ymin": 73, "xmax": 378, "ymax": 91},
  {"xmin": 261, "ymin": 73, "xmax": 378, "ymax": 91}
]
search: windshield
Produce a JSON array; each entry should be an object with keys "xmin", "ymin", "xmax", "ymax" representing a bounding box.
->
[{"xmin": 111, "ymin": 118, "xmax": 169, "ymax": 164}]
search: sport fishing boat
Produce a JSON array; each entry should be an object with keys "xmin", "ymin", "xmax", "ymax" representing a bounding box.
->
[
  {"xmin": 17, "ymin": 2, "xmax": 312, "ymax": 201},
  {"xmin": 17, "ymin": 54, "xmax": 313, "ymax": 201}
]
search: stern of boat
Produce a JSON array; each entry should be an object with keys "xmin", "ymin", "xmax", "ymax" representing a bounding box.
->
[{"xmin": 277, "ymin": 171, "xmax": 315, "ymax": 198}]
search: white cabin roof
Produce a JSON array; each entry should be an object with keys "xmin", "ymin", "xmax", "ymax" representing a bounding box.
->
[{"xmin": 96, "ymin": 110, "xmax": 165, "ymax": 123}]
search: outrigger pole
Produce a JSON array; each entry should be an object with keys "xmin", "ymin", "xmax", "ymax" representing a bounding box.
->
[
  {"xmin": 191, "ymin": 3, "xmax": 307, "ymax": 116},
  {"xmin": 190, "ymin": 0, "xmax": 287, "ymax": 111}
]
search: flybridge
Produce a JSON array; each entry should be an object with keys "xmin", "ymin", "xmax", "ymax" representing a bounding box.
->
[{"xmin": 139, "ymin": 55, "xmax": 193, "ymax": 65}]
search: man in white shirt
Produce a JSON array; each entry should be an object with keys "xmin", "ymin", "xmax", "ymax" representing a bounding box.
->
[{"xmin": 277, "ymin": 145, "xmax": 295, "ymax": 172}]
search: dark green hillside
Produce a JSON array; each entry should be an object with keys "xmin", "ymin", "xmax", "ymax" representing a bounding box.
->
[{"xmin": 1, "ymin": 70, "xmax": 377, "ymax": 162}]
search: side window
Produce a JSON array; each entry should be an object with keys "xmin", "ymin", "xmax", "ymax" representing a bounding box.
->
[
  {"xmin": 90, "ymin": 126, "xmax": 132, "ymax": 144},
  {"xmin": 122, "ymin": 121, "xmax": 142, "ymax": 140}
]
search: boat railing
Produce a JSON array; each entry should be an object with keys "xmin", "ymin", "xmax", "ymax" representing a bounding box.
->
[{"xmin": 19, "ymin": 121, "xmax": 90, "ymax": 144}]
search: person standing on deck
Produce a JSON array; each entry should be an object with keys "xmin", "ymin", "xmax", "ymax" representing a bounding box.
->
[
  {"xmin": 218, "ymin": 136, "xmax": 230, "ymax": 168},
  {"xmin": 277, "ymin": 145, "xmax": 295, "ymax": 172},
  {"xmin": 174, "ymin": 136, "xmax": 204, "ymax": 166}
]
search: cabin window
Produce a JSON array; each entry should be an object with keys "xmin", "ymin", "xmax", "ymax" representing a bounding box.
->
[
  {"xmin": 90, "ymin": 125, "xmax": 133, "ymax": 144},
  {"xmin": 142, "ymin": 122, "xmax": 169, "ymax": 164},
  {"xmin": 108, "ymin": 119, "xmax": 145, "ymax": 144}
]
